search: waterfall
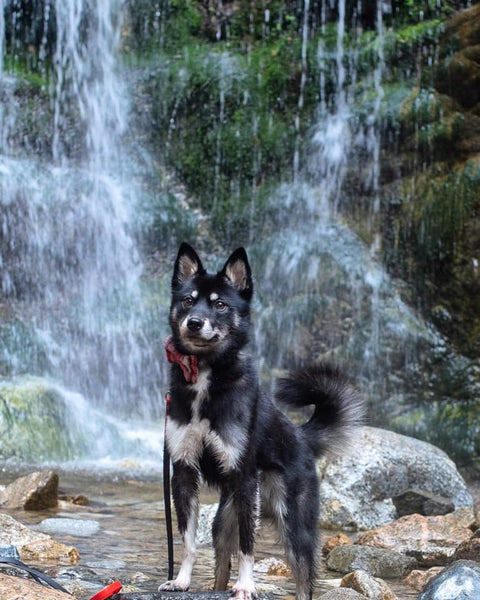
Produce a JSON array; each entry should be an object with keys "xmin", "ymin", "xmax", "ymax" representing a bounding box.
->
[
  {"xmin": 0, "ymin": 0, "xmax": 165, "ymax": 466},
  {"xmin": 253, "ymin": 0, "xmax": 439, "ymax": 417}
]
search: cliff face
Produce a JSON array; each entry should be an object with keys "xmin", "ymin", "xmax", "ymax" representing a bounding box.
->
[{"xmin": 379, "ymin": 4, "xmax": 480, "ymax": 362}]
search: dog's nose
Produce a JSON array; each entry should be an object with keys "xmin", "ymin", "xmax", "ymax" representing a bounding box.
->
[{"xmin": 187, "ymin": 317, "xmax": 204, "ymax": 332}]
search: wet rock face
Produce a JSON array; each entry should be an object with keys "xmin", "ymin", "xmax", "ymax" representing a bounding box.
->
[
  {"xmin": 418, "ymin": 560, "xmax": 480, "ymax": 600},
  {"xmin": 317, "ymin": 426, "xmax": 473, "ymax": 530}
]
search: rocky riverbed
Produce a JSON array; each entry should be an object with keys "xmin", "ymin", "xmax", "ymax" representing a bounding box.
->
[
  {"xmin": 1, "ymin": 467, "xmax": 458, "ymax": 600},
  {"xmin": 2, "ymin": 427, "xmax": 480, "ymax": 598}
]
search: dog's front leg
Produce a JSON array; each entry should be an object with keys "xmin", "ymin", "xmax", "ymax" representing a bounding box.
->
[
  {"xmin": 159, "ymin": 462, "xmax": 199, "ymax": 592},
  {"xmin": 231, "ymin": 476, "xmax": 259, "ymax": 600}
]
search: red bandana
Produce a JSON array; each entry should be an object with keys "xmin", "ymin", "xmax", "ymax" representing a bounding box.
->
[{"xmin": 164, "ymin": 336, "xmax": 199, "ymax": 383}]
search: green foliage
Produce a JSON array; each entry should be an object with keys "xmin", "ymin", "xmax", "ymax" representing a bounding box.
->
[
  {"xmin": 392, "ymin": 395, "xmax": 480, "ymax": 462},
  {"xmin": 391, "ymin": 0, "xmax": 455, "ymax": 25},
  {"xmin": 146, "ymin": 39, "xmax": 307, "ymax": 243}
]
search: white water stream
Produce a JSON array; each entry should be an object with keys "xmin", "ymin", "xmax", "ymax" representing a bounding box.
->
[{"xmin": 0, "ymin": 0, "xmax": 166, "ymax": 467}]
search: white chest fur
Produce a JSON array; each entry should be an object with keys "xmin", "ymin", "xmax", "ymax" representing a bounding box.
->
[{"xmin": 166, "ymin": 368, "xmax": 247, "ymax": 473}]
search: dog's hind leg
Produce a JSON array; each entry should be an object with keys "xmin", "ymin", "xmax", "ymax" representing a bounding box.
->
[
  {"xmin": 159, "ymin": 463, "xmax": 200, "ymax": 592},
  {"xmin": 213, "ymin": 490, "xmax": 238, "ymax": 590},
  {"xmin": 282, "ymin": 475, "xmax": 318, "ymax": 600}
]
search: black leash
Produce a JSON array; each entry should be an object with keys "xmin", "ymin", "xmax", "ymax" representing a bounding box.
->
[
  {"xmin": 0, "ymin": 556, "xmax": 72, "ymax": 594},
  {"xmin": 164, "ymin": 391, "xmax": 174, "ymax": 581}
]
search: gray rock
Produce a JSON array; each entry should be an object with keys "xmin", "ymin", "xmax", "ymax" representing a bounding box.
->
[
  {"xmin": 196, "ymin": 503, "xmax": 218, "ymax": 545},
  {"xmin": 418, "ymin": 560, "xmax": 480, "ymax": 599},
  {"xmin": 317, "ymin": 426, "xmax": 472, "ymax": 530},
  {"xmin": 38, "ymin": 517, "xmax": 100, "ymax": 538},
  {"xmin": 326, "ymin": 545, "xmax": 417, "ymax": 579}
]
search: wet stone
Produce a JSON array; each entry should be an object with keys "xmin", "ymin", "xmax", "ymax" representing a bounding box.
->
[{"xmin": 38, "ymin": 517, "xmax": 100, "ymax": 537}]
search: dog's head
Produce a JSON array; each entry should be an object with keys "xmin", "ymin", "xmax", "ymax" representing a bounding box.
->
[{"xmin": 169, "ymin": 243, "xmax": 253, "ymax": 358}]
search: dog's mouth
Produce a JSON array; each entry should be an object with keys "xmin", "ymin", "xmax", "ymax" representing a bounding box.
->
[{"xmin": 180, "ymin": 333, "xmax": 220, "ymax": 353}]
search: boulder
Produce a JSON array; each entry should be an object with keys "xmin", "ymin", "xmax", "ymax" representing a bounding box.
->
[
  {"xmin": 317, "ymin": 426, "xmax": 473, "ymax": 530},
  {"xmin": 0, "ymin": 573, "xmax": 71, "ymax": 599},
  {"xmin": 0, "ymin": 470, "xmax": 59, "ymax": 510},
  {"xmin": 356, "ymin": 508, "xmax": 474, "ymax": 567},
  {"xmin": 340, "ymin": 569, "xmax": 397, "ymax": 599},
  {"xmin": 418, "ymin": 560, "xmax": 480, "ymax": 599},
  {"xmin": 326, "ymin": 545, "xmax": 417, "ymax": 578}
]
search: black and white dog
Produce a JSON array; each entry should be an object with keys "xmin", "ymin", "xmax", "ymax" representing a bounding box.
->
[{"xmin": 160, "ymin": 243, "xmax": 363, "ymax": 600}]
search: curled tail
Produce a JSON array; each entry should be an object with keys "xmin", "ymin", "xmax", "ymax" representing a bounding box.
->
[{"xmin": 275, "ymin": 363, "xmax": 365, "ymax": 458}]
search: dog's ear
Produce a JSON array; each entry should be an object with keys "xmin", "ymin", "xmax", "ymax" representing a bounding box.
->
[
  {"xmin": 220, "ymin": 247, "xmax": 253, "ymax": 300},
  {"xmin": 172, "ymin": 243, "xmax": 205, "ymax": 288}
]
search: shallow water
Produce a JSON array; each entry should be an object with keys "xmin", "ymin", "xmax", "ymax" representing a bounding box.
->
[{"xmin": 0, "ymin": 470, "xmax": 419, "ymax": 598}]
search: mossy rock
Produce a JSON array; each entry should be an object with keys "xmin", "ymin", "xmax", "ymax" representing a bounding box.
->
[
  {"xmin": 435, "ymin": 4, "xmax": 480, "ymax": 109},
  {"xmin": 0, "ymin": 377, "xmax": 89, "ymax": 462}
]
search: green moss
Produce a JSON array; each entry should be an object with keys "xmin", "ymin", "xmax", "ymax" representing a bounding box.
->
[
  {"xmin": 2, "ymin": 55, "xmax": 49, "ymax": 88},
  {"xmin": 0, "ymin": 378, "xmax": 89, "ymax": 461}
]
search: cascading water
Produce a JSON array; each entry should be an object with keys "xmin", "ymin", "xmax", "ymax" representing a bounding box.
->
[
  {"xmin": 0, "ymin": 0, "xmax": 167, "ymax": 467},
  {"xmin": 252, "ymin": 0, "xmax": 443, "ymax": 418},
  {"xmin": 1, "ymin": 0, "xmax": 477, "ymax": 467}
]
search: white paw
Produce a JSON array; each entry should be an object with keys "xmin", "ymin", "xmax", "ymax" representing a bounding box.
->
[
  {"xmin": 159, "ymin": 579, "xmax": 190, "ymax": 592},
  {"xmin": 231, "ymin": 583, "xmax": 258, "ymax": 600}
]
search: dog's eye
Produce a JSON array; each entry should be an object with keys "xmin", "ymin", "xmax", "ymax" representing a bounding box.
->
[
  {"xmin": 182, "ymin": 296, "xmax": 194, "ymax": 308},
  {"xmin": 214, "ymin": 300, "xmax": 227, "ymax": 311}
]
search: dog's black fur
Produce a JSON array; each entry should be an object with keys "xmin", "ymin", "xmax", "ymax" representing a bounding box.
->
[{"xmin": 160, "ymin": 243, "xmax": 364, "ymax": 600}]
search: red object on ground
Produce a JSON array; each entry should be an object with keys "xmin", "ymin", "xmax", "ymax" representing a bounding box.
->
[{"xmin": 88, "ymin": 581, "xmax": 122, "ymax": 600}]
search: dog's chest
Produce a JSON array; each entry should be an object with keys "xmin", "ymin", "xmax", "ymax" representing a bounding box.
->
[{"xmin": 166, "ymin": 369, "xmax": 246, "ymax": 474}]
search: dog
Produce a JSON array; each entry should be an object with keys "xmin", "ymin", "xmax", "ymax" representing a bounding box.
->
[{"xmin": 160, "ymin": 242, "xmax": 364, "ymax": 600}]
